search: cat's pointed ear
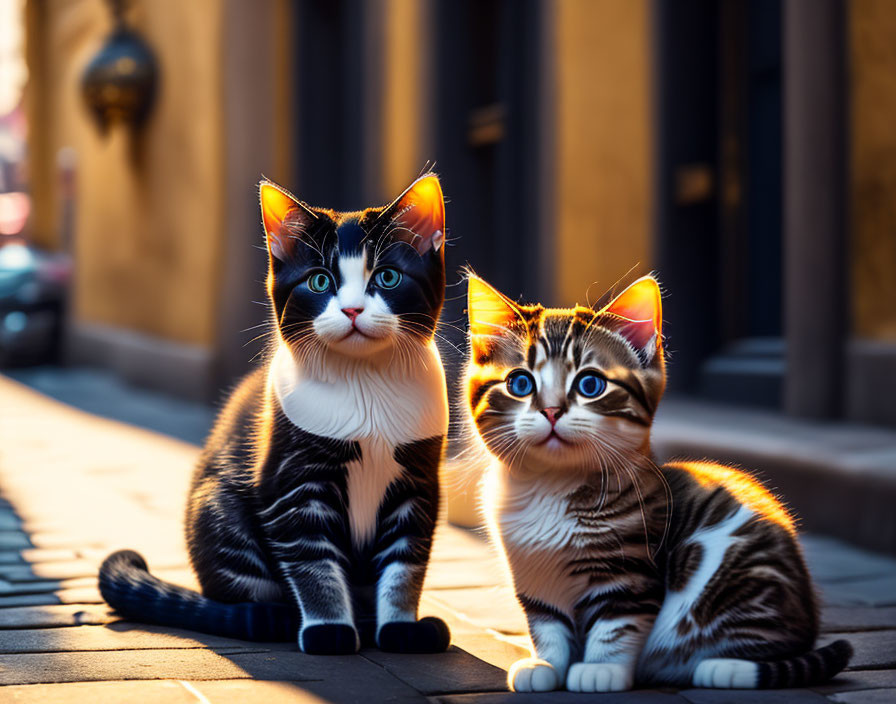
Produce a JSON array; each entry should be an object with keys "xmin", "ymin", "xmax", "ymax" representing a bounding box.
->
[
  {"xmin": 381, "ymin": 173, "xmax": 445, "ymax": 255},
  {"xmin": 259, "ymin": 179, "xmax": 317, "ymax": 261},
  {"xmin": 599, "ymin": 276, "xmax": 663, "ymax": 354},
  {"xmin": 467, "ymin": 275, "xmax": 521, "ymax": 359}
]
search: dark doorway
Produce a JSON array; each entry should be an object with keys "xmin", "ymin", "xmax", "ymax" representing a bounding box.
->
[
  {"xmin": 431, "ymin": 0, "xmax": 547, "ymax": 354},
  {"xmin": 293, "ymin": 0, "xmax": 376, "ymax": 210},
  {"xmin": 430, "ymin": 0, "xmax": 547, "ymax": 435},
  {"xmin": 655, "ymin": 0, "xmax": 784, "ymax": 407}
]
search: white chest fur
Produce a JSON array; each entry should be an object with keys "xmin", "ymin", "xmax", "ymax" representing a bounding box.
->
[
  {"xmin": 485, "ymin": 469, "xmax": 592, "ymax": 614},
  {"xmin": 271, "ymin": 341, "xmax": 449, "ymax": 547},
  {"xmin": 271, "ymin": 342, "xmax": 448, "ymax": 444}
]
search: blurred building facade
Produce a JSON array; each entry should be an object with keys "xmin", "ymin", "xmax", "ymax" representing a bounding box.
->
[{"xmin": 19, "ymin": 0, "xmax": 896, "ymax": 427}]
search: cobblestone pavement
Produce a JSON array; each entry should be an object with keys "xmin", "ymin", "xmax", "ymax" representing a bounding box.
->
[{"xmin": 1, "ymin": 374, "xmax": 895, "ymax": 703}]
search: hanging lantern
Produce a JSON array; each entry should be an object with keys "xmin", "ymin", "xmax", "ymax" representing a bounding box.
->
[{"xmin": 80, "ymin": 0, "xmax": 158, "ymax": 133}]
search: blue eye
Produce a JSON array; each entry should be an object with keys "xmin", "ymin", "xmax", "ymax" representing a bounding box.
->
[
  {"xmin": 506, "ymin": 371, "xmax": 535, "ymax": 397},
  {"xmin": 374, "ymin": 268, "xmax": 402, "ymax": 289},
  {"xmin": 307, "ymin": 272, "xmax": 331, "ymax": 293},
  {"xmin": 576, "ymin": 372, "xmax": 607, "ymax": 398}
]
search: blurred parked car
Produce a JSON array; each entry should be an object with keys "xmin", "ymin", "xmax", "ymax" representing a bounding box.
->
[{"xmin": 0, "ymin": 236, "xmax": 71, "ymax": 365}]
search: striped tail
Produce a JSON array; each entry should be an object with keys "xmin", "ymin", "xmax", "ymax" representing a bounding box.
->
[
  {"xmin": 757, "ymin": 640, "xmax": 853, "ymax": 688},
  {"xmin": 693, "ymin": 640, "xmax": 853, "ymax": 689},
  {"xmin": 98, "ymin": 550, "xmax": 297, "ymax": 642}
]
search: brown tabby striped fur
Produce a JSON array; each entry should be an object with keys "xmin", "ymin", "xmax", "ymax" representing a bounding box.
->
[{"xmin": 462, "ymin": 274, "xmax": 851, "ymax": 693}]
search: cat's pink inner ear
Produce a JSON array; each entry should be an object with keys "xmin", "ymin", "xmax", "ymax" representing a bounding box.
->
[
  {"xmin": 260, "ymin": 181, "xmax": 312, "ymax": 261},
  {"xmin": 467, "ymin": 276, "xmax": 519, "ymax": 357},
  {"xmin": 393, "ymin": 175, "xmax": 445, "ymax": 254},
  {"xmin": 601, "ymin": 276, "xmax": 662, "ymax": 349}
]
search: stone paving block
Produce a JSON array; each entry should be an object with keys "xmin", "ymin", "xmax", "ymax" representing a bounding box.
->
[
  {"xmin": 425, "ymin": 586, "xmax": 528, "ymax": 636},
  {"xmin": 0, "ymin": 593, "xmax": 61, "ymax": 608},
  {"xmin": 218, "ymin": 650, "xmax": 433, "ymax": 697},
  {"xmin": 821, "ymin": 606, "xmax": 896, "ymax": 632},
  {"xmin": 20, "ymin": 548, "xmax": 79, "ymax": 563},
  {"xmin": 0, "ymin": 551, "xmax": 25, "ymax": 564},
  {"xmin": 0, "ymin": 604, "xmax": 118, "ymax": 629},
  {"xmin": 424, "ymin": 558, "xmax": 509, "ymax": 590},
  {"xmin": 289, "ymin": 674, "xmax": 427, "ymax": 703},
  {"xmin": 430, "ymin": 526, "xmax": 497, "ymax": 562},
  {"xmin": 0, "ymin": 531, "xmax": 32, "ymax": 549},
  {"xmin": 0, "ymin": 565, "xmax": 42, "ymax": 581},
  {"xmin": 812, "ymin": 669, "xmax": 896, "ymax": 694},
  {"xmin": 432, "ymin": 691, "xmax": 688, "ymax": 703},
  {"xmin": 820, "ymin": 631, "xmax": 896, "ymax": 670},
  {"xmin": 0, "ymin": 560, "xmax": 99, "ymax": 582},
  {"xmin": 802, "ymin": 536, "xmax": 896, "ymax": 583},
  {"xmin": 0, "ymin": 681, "xmax": 405, "ymax": 704},
  {"xmin": 2, "ymin": 579, "xmax": 63, "ymax": 596},
  {"xmin": 195, "ymin": 678, "xmax": 428, "ymax": 704},
  {"xmin": 0, "ymin": 648, "xmax": 256, "ymax": 685},
  {"xmin": 437, "ymin": 629, "xmax": 528, "ymax": 673},
  {"xmin": 679, "ymin": 689, "xmax": 830, "ymax": 703},
  {"xmin": 419, "ymin": 593, "xmax": 530, "ymax": 671},
  {"xmin": 0, "ymin": 511, "xmax": 22, "ymax": 530},
  {"xmin": 0, "ymin": 578, "xmax": 59, "ymax": 596},
  {"xmin": 820, "ymin": 576, "xmax": 896, "ymax": 607},
  {"xmin": 26, "ymin": 532, "xmax": 107, "ymax": 550},
  {"xmin": 0, "ymin": 647, "xmax": 426, "ymax": 687},
  {"xmin": 829, "ymin": 690, "xmax": 896, "ymax": 704},
  {"xmin": 362, "ymin": 646, "xmax": 506, "ymax": 694},
  {"xmin": 0, "ymin": 680, "xmax": 197, "ymax": 703},
  {"xmin": 55, "ymin": 587, "xmax": 104, "ymax": 604},
  {"xmin": 0, "ymin": 623, "xmax": 267, "ymax": 653}
]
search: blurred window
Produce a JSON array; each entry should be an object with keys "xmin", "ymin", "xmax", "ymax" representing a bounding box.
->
[{"xmin": 0, "ymin": 0, "xmax": 29, "ymax": 237}]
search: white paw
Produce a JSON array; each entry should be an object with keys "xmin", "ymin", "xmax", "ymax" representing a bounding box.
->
[
  {"xmin": 566, "ymin": 662, "xmax": 633, "ymax": 692},
  {"xmin": 508, "ymin": 658, "xmax": 561, "ymax": 692},
  {"xmin": 692, "ymin": 658, "xmax": 758, "ymax": 688}
]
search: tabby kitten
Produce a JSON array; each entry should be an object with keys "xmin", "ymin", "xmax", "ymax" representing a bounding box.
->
[
  {"xmin": 99, "ymin": 174, "xmax": 451, "ymax": 655},
  {"xmin": 463, "ymin": 274, "xmax": 851, "ymax": 692}
]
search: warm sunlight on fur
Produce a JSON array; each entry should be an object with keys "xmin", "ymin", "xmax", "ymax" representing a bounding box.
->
[
  {"xmin": 602, "ymin": 276, "xmax": 663, "ymax": 329},
  {"xmin": 666, "ymin": 461, "xmax": 797, "ymax": 534},
  {"xmin": 467, "ymin": 276, "xmax": 525, "ymax": 360}
]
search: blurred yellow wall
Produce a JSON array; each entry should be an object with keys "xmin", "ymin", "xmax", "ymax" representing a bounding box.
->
[
  {"xmin": 381, "ymin": 0, "xmax": 426, "ymax": 202},
  {"xmin": 552, "ymin": 0, "xmax": 653, "ymax": 306},
  {"xmin": 26, "ymin": 0, "xmax": 224, "ymax": 347},
  {"xmin": 850, "ymin": 0, "xmax": 896, "ymax": 340}
]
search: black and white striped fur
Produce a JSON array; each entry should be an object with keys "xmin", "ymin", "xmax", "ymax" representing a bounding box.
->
[
  {"xmin": 100, "ymin": 174, "xmax": 451, "ymax": 654},
  {"xmin": 462, "ymin": 274, "xmax": 852, "ymax": 692}
]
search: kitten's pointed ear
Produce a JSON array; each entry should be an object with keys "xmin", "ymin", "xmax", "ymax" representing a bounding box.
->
[
  {"xmin": 600, "ymin": 276, "xmax": 663, "ymax": 354},
  {"xmin": 467, "ymin": 275, "xmax": 521, "ymax": 359},
  {"xmin": 382, "ymin": 173, "xmax": 445, "ymax": 255},
  {"xmin": 259, "ymin": 179, "xmax": 317, "ymax": 261}
]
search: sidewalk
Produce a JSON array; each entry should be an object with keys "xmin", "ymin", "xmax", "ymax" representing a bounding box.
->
[{"xmin": 1, "ymin": 373, "xmax": 895, "ymax": 702}]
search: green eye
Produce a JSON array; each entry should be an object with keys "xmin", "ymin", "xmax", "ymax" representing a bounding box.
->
[
  {"xmin": 374, "ymin": 268, "xmax": 402, "ymax": 289},
  {"xmin": 307, "ymin": 272, "xmax": 331, "ymax": 293}
]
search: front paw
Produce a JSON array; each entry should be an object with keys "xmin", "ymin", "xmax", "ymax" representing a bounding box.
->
[
  {"xmin": 299, "ymin": 623, "xmax": 360, "ymax": 655},
  {"xmin": 566, "ymin": 662, "xmax": 633, "ymax": 692},
  {"xmin": 377, "ymin": 616, "xmax": 451, "ymax": 653},
  {"xmin": 508, "ymin": 658, "xmax": 562, "ymax": 692}
]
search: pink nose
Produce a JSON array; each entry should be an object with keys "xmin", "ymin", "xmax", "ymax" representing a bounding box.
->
[
  {"xmin": 342, "ymin": 307, "xmax": 364, "ymax": 321},
  {"xmin": 542, "ymin": 407, "xmax": 563, "ymax": 426}
]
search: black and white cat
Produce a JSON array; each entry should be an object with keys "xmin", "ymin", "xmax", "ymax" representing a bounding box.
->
[{"xmin": 99, "ymin": 174, "xmax": 452, "ymax": 655}]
